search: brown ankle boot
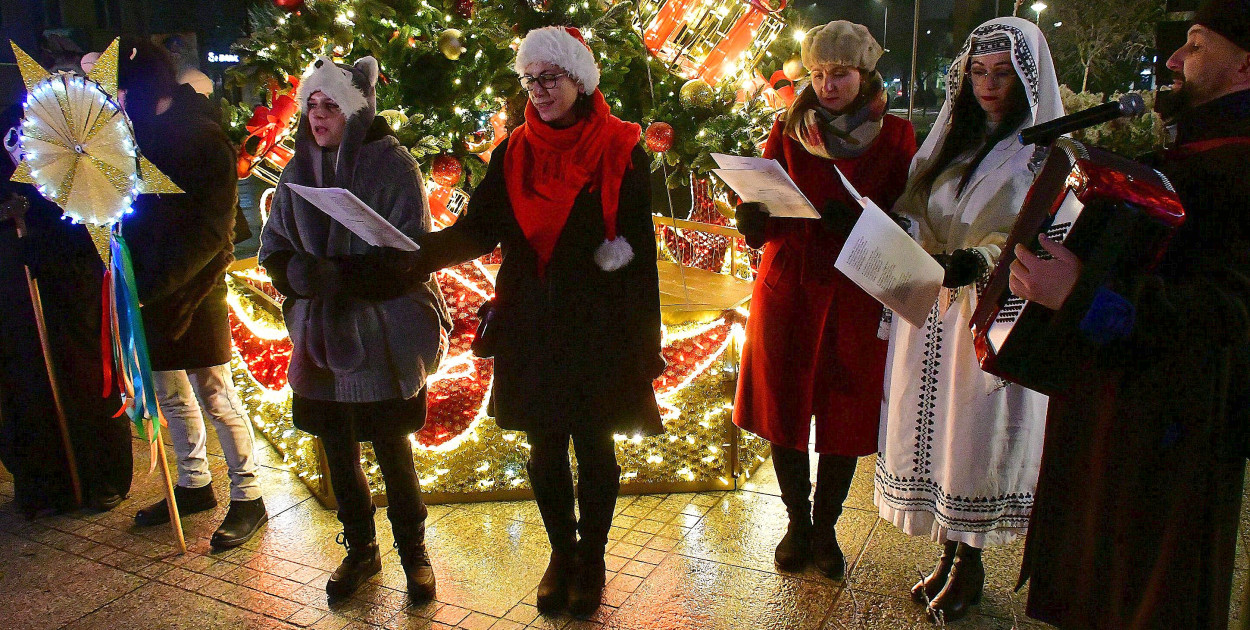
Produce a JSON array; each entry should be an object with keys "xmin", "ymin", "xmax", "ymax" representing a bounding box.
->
[
  {"xmin": 911, "ymin": 540, "xmax": 958, "ymax": 604},
  {"xmin": 926, "ymin": 543, "xmax": 984, "ymax": 623}
]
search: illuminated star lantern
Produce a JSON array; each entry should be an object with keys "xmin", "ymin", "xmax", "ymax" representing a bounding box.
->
[{"xmin": 8, "ymin": 39, "xmax": 182, "ymax": 233}]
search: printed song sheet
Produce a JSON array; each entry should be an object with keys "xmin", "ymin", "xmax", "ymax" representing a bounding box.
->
[
  {"xmin": 285, "ymin": 184, "xmax": 418, "ymax": 251},
  {"xmin": 709, "ymin": 153, "xmax": 820, "ymax": 219},
  {"xmin": 831, "ymin": 166, "xmax": 943, "ymax": 327}
]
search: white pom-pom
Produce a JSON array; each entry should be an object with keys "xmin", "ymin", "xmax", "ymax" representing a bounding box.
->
[{"xmin": 594, "ymin": 237, "xmax": 633, "ymax": 271}]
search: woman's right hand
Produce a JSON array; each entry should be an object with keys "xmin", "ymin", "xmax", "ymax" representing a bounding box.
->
[{"xmin": 735, "ymin": 202, "xmax": 769, "ymax": 249}]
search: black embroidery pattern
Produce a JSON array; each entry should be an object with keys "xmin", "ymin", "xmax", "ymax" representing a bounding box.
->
[
  {"xmin": 875, "ymin": 457, "xmax": 1036, "ymax": 531},
  {"xmin": 913, "ymin": 305, "xmax": 942, "ymax": 475}
]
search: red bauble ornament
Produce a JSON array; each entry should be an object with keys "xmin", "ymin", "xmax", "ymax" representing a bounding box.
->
[
  {"xmin": 645, "ymin": 121, "xmax": 675, "ymax": 153},
  {"xmin": 432, "ymin": 155, "xmax": 463, "ymax": 187},
  {"xmin": 455, "ymin": 0, "xmax": 474, "ymax": 18},
  {"xmin": 273, "ymin": 0, "xmax": 304, "ymax": 11}
]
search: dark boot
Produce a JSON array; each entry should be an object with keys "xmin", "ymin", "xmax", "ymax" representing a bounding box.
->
[
  {"xmin": 568, "ymin": 464, "xmax": 620, "ymax": 617},
  {"xmin": 771, "ymin": 444, "xmax": 812, "ymax": 572},
  {"xmin": 134, "ymin": 483, "xmax": 217, "ymax": 526},
  {"xmin": 211, "ymin": 498, "xmax": 269, "ymax": 549},
  {"xmin": 812, "ymin": 454, "xmax": 857, "ymax": 580},
  {"xmin": 926, "ymin": 543, "xmax": 984, "ymax": 623},
  {"xmin": 911, "ymin": 540, "xmax": 958, "ymax": 604},
  {"xmin": 527, "ymin": 459, "xmax": 577, "ymax": 612},
  {"xmin": 326, "ymin": 517, "xmax": 382, "ymax": 599},
  {"xmin": 394, "ymin": 522, "xmax": 436, "ymax": 601}
]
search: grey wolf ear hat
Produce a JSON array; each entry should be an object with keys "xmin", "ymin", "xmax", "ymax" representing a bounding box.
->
[{"xmin": 297, "ymin": 56, "xmax": 379, "ymax": 117}]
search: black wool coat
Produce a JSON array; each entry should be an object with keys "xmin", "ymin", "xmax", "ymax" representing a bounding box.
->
[
  {"xmin": 1021, "ymin": 89, "xmax": 1250, "ymax": 630},
  {"xmin": 122, "ymin": 84, "xmax": 238, "ymax": 371},
  {"xmin": 419, "ymin": 139, "xmax": 664, "ymax": 437}
]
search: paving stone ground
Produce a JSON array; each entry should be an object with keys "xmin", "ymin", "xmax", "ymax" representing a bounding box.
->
[{"xmin": 2, "ymin": 427, "xmax": 1247, "ymax": 629}]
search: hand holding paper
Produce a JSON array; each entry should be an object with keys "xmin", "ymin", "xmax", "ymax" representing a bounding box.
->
[
  {"xmin": 285, "ymin": 183, "xmax": 419, "ymax": 251},
  {"xmin": 831, "ymin": 166, "xmax": 944, "ymax": 327},
  {"xmin": 709, "ymin": 153, "xmax": 820, "ymax": 219}
]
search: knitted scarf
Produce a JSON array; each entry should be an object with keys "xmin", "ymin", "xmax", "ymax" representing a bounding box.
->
[
  {"xmin": 504, "ymin": 90, "xmax": 641, "ymax": 275},
  {"xmin": 787, "ymin": 84, "xmax": 888, "ymax": 159}
]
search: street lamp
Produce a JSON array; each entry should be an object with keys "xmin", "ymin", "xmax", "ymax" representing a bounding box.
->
[
  {"xmin": 1031, "ymin": 1, "xmax": 1048, "ymax": 23},
  {"xmin": 875, "ymin": 0, "xmax": 888, "ymax": 47}
]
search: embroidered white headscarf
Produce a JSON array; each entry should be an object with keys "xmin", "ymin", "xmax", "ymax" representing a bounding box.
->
[{"xmin": 913, "ymin": 17, "xmax": 1064, "ymax": 168}]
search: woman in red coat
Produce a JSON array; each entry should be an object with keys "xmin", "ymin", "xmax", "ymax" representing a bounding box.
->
[{"xmin": 732, "ymin": 20, "xmax": 915, "ymax": 579}]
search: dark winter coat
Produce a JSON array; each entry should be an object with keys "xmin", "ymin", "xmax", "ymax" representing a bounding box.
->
[
  {"xmin": 733, "ymin": 115, "xmax": 915, "ymax": 456},
  {"xmin": 417, "ymin": 138, "xmax": 664, "ymax": 436},
  {"xmin": 0, "ymin": 106, "xmax": 131, "ymax": 512},
  {"xmin": 121, "ymin": 84, "xmax": 238, "ymax": 371},
  {"xmin": 1021, "ymin": 89, "xmax": 1250, "ymax": 630}
]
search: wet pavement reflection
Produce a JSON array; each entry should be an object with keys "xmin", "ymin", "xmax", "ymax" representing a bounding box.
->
[{"xmin": 2, "ymin": 429, "xmax": 1247, "ymax": 629}]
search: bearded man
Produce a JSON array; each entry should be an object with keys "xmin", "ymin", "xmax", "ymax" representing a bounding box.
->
[{"xmin": 1010, "ymin": 1, "xmax": 1250, "ymax": 627}]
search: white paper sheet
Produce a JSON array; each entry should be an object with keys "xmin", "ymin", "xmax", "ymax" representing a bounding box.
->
[
  {"xmin": 710, "ymin": 152, "xmax": 820, "ymax": 219},
  {"xmin": 285, "ymin": 184, "xmax": 418, "ymax": 251},
  {"xmin": 832, "ymin": 166, "xmax": 943, "ymax": 328}
]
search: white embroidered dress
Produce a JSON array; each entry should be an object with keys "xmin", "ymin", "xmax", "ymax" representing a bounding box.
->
[{"xmin": 874, "ymin": 17, "xmax": 1064, "ymax": 548}]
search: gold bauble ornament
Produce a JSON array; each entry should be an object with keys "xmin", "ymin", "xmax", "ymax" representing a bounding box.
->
[
  {"xmin": 714, "ymin": 198, "xmax": 734, "ymax": 220},
  {"xmin": 782, "ymin": 56, "xmax": 806, "ymax": 81},
  {"xmin": 679, "ymin": 78, "xmax": 715, "ymax": 108},
  {"xmin": 438, "ymin": 29, "xmax": 466, "ymax": 61}
]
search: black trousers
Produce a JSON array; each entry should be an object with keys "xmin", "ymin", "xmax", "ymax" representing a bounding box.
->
[
  {"xmin": 300, "ymin": 396, "xmax": 428, "ymax": 544},
  {"xmin": 527, "ymin": 426, "xmax": 620, "ymax": 554}
]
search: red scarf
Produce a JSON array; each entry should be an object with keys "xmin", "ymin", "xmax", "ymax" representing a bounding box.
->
[{"xmin": 504, "ymin": 90, "xmax": 642, "ymax": 275}]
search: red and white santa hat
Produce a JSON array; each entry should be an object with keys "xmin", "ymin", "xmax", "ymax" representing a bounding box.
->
[{"xmin": 514, "ymin": 26, "xmax": 600, "ymax": 95}]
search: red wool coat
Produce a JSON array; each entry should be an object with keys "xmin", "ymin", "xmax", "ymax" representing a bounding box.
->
[{"xmin": 733, "ymin": 114, "xmax": 916, "ymax": 456}]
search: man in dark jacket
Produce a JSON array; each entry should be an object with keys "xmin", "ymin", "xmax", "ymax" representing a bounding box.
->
[
  {"xmin": 0, "ymin": 105, "xmax": 131, "ymax": 516},
  {"xmin": 117, "ymin": 37, "xmax": 267, "ymax": 548},
  {"xmin": 1009, "ymin": 1, "xmax": 1250, "ymax": 627}
]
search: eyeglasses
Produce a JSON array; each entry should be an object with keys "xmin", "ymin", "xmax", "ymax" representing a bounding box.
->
[
  {"xmin": 969, "ymin": 68, "xmax": 1016, "ymax": 84},
  {"xmin": 519, "ymin": 72, "xmax": 568, "ymax": 92}
]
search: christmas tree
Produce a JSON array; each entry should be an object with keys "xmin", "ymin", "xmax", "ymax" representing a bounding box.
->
[{"xmin": 227, "ymin": 0, "xmax": 799, "ymax": 190}]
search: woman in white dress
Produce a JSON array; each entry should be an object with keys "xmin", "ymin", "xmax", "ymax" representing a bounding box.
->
[{"xmin": 873, "ymin": 17, "xmax": 1063, "ymax": 622}]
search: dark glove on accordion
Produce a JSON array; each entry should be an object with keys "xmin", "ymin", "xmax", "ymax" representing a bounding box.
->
[
  {"xmin": 818, "ymin": 199, "xmax": 859, "ymax": 237},
  {"xmin": 734, "ymin": 202, "xmax": 769, "ymax": 249},
  {"xmin": 934, "ymin": 248, "xmax": 987, "ymax": 288}
]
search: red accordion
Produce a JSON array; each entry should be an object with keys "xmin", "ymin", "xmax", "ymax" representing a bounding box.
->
[{"xmin": 970, "ymin": 138, "xmax": 1186, "ymax": 393}]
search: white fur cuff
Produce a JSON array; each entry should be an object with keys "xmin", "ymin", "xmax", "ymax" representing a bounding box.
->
[{"xmin": 594, "ymin": 237, "xmax": 634, "ymax": 272}]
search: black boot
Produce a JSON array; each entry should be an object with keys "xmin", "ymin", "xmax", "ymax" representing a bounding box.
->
[
  {"xmin": 568, "ymin": 464, "xmax": 620, "ymax": 617},
  {"xmin": 812, "ymin": 454, "xmax": 857, "ymax": 580},
  {"xmin": 911, "ymin": 540, "xmax": 958, "ymax": 604},
  {"xmin": 771, "ymin": 444, "xmax": 812, "ymax": 572},
  {"xmin": 135, "ymin": 483, "xmax": 217, "ymax": 526},
  {"xmin": 394, "ymin": 522, "xmax": 436, "ymax": 601},
  {"xmin": 211, "ymin": 498, "xmax": 269, "ymax": 549},
  {"xmin": 926, "ymin": 543, "xmax": 984, "ymax": 623},
  {"xmin": 326, "ymin": 517, "xmax": 382, "ymax": 600},
  {"xmin": 527, "ymin": 459, "xmax": 578, "ymax": 612}
]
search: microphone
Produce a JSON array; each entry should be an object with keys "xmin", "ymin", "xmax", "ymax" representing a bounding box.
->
[{"xmin": 1018, "ymin": 93, "xmax": 1147, "ymax": 146}]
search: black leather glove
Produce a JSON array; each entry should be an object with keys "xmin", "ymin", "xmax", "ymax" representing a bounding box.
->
[
  {"xmin": 734, "ymin": 202, "xmax": 768, "ymax": 249},
  {"xmin": 886, "ymin": 211, "xmax": 912, "ymax": 232},
  {"xmin": 818, "ymin": 199, "xmax": 859, "ymax": 236},
  {"xmin": 935, "ymin": 248, "xmax": 987, "ymax": 288}
]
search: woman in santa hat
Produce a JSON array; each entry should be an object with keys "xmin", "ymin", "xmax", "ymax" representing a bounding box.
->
[{"xmin": 413, "ymin": 25, "xmax": 663, "ymax": 616}]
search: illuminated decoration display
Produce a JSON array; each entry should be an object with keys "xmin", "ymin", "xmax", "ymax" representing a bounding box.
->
[
  {"xmin": 227, "ymin": 253, "xmax": 767, "ymax": 504},
  {"xmin": 8, "ymin": 40, "xmax": 181, "ymax": 227},
  {"xmin": 639, "ymin": 0, "xmax": 789, "ymax": 86},
  {"xmin": 238, "ymin": 76, "xmax": 300, "ymax": 180},
  {"xmin": 658, "ymin": 177, "xmax": 761, "ymax": 279}
]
